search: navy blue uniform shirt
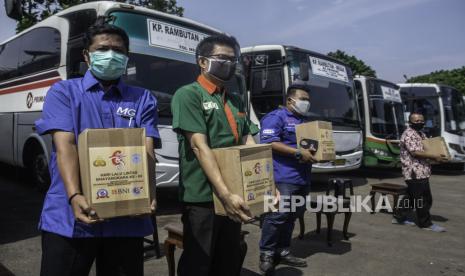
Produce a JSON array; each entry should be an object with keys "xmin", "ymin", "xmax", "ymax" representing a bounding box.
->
[
  {"xmin": 35, "ymin": 71, "xmax": 159, "ymax": 238},
  {"xmin": 260, "ymin": 108, "xmax": 311, "ymax": 185}
]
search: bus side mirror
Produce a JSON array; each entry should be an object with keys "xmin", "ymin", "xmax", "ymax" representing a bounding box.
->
[
  {"xmin": 5, "ymin": 0, "xmax": 22, "ymax": 20},
  {"xmin": 299, "ymin": 62, "xmax": 309, "ymax": 81}
]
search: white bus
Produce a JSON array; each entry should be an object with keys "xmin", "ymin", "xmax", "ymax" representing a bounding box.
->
[
  {"xmin": 354, "ymin": 76, "xmax": 405, "ymax": 169},
  {"xmin": 241, "ymin": 45, "xmax": 363, "ymax": 172},
  {"xmin": 0, "ymin": 1, "xmax": 248, "ymax": 189},
  {"xmin": 398, "ymin": 83, "xmax": 465, "ymax": 164}
]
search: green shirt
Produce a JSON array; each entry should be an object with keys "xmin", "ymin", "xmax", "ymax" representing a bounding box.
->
[{"xmin": 171, "ymin": 76, "xmax": 253, "ymax": 203}]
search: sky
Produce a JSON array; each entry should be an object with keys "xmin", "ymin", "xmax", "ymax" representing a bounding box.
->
[{"xmin": 1, "ymin": 0, "xmax": 465, "ymax": 82}]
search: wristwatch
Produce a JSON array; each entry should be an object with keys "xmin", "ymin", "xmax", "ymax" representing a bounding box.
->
[{"xmin": 294, "ymin": 149, "xmax": 303, "ymax": 160}]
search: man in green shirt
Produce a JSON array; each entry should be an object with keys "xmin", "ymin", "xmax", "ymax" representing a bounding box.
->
[{"xmin": 171, "ymin": 34, "xmax": 256, "ymax": 276}]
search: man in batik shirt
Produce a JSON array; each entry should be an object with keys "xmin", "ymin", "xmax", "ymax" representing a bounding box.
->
[{"xmin": 394, "ymin": 112, "xmax": 448, "ymax": 232}]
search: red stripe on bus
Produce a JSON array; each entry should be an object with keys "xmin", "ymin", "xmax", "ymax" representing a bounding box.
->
[{"xmin": 0, "ymin": 78, "xmax": 61, "ymax": 95}]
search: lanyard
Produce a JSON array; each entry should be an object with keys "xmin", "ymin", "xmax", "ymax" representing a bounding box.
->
[{"xmin": 222, "ymin": 91, "xmax": 239, "ymax": 144}]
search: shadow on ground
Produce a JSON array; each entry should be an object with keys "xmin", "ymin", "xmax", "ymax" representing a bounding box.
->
[
  {"xmin": 0, "ymin": 162, "xmax": 182, "ymax": 246},
  {"xmin": 0, "ymin": 163, "xmax": 44, "ymax": 245},
  {"xmin": 432, "ymin": 163, "xmax": 465, "ymax": 175},
  {"xmin": 310, "ymin": 167, "xmax": 405, "ymax": 193},
  {"xmin": 291, "ymin": 229, "xmax": 353, "ymax": 258},
  {"xmin": 241, "ymin": 266, "xmax": 305, "ymax": 276},
  {"xmin": 430, "ymin": 214, "xmax": 449, "ymax": 223},
  {"xmin": 0, "ymin": 263, "xmax": 15, "ymax": 276}
]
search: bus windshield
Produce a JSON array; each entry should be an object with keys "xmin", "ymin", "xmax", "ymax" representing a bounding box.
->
[
  {"xmin": 401, "ymin": 87, "xmax": 441, "ymax": 137},
  {"xmin": 368, "ymin": 80, "xmax": 406, "ymax": 139},
  {"xmin": 441, "ymin": 86, "xmax": 465, "ymax": 134},
  {"xmin": 288, "ymin": 50, "xmax": 360, "ymax": 129},
  {"xmin": 111, "ymin": 11, "xmax": 246, "ymax": 118}
]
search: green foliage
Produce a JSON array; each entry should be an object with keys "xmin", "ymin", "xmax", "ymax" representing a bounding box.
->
[
  {"xmin": 406, "ymin": 67, "xmax": 465, "ymax": 94},
  {"xmin": 15, "ymin": 0, "xmax": 184, "ymax": 33},
  {"xmin": 16, "ymin": 0, "xmax": 61, "ymax": 32},
  {"xmin": 327, "ymin": 49, "xmax": 377, "ymax": 78},
  {"xmin": 129, "ymin": 0, "xmax": 184, "ymax": 16}
]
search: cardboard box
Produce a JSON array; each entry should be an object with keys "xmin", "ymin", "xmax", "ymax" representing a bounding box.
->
[
  {"xmin": 78, "ymin": 128, "xmax": 152, "ymax": 219},
  {"xmin": 422, "ymin": 137, "xmax": 451, "ymax": 162},
  {"xmin": 212, "ymin": 144, "xmax": 276, "ymax": 217},
  {"xmin": 295, "ymin": 121, "xmax": 336, "ymax": 161}
]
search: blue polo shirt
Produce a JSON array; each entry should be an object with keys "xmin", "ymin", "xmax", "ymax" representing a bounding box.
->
[
  {"xmin": 260, "ymin": 108, "xmax": 311, "ymax": 186},
  {"xmin": 35, "ymin": 71, "xmax": 160, "ymax": 238}
]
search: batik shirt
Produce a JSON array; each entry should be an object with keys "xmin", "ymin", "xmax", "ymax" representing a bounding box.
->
[{"xmin": 400, "ymin": 127, "xmax": 431, "ymax": 180}]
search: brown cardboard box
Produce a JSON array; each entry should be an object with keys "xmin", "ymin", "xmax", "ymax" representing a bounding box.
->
[
  {"xmin": 295, "ymin": 121, "xmax": 336, "ymax": 161},
  {"xmin": 212, "ymin": 144, "xmax": 276, "ymax": 217},
  {"xmin": 78, "ymin": 128, "xmax": 152, "ymax": 219},
  {"xmin": 422, "ymin": 137, "xmax": 451, "ymax": 161}
]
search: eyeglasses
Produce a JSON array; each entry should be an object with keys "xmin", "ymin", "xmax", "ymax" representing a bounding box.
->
[{"xmin": 201, "ymin": 55, "xmax": 239, "ymax": 63}]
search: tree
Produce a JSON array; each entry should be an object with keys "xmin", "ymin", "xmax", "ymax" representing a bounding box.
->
[
  {"xmin": 16, "ymin": 0, "xmax": 184, "ymax": 33},
  {"xmin": 131, "ymin": 0, "xmax": 184, "ymax": 16},
  {"xmin": 16, "ymin": 0, "xmax": 60, "ymax": 32},
  {"xmin": 327, "ymin": 50, "xmax": 377, "ymax": 78},
  {"xmin": 406, "ymin": 66, "xmax": 465, "ymax": 95}
]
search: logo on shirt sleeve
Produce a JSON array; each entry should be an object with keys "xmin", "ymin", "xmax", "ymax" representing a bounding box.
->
[{"xmin": 262, "ymin": 129, "xmax": 275, "ymax": 135}]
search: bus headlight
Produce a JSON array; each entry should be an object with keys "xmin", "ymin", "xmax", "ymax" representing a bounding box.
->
[
  {"xmin": 371, "ymin": 148, "xmax": 389, "ymax": 157},
  {"xmin": 449, "ymin": 143, "xmax": 464, "ymax": 154}
]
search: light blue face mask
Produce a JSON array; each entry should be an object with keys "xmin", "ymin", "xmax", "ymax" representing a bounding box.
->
[{"xmin": 89, "ymin": 50, "xmax": 128, "ymax": 81}]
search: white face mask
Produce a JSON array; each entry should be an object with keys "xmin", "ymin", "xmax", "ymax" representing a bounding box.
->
[{"xmin": 290, "ymin": 98, "xmax": 311, "ymax": 116}]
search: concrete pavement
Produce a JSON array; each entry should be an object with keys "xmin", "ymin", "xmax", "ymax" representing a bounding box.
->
[{"xmin": 1, "ymin": 165, "xmax": 464, "ymax": 276}]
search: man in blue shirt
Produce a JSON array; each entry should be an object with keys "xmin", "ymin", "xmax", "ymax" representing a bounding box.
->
[
  {"xmin": 258, "ymin": 84, "xmax": 315, "ymax": 275},
  {"xmin": 35, "ymin": 23, "xmax": 159, "ymax": 276}
]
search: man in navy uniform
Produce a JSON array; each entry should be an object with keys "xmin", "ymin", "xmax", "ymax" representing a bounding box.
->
[
  {"xmin": 36, "ymin": 22, "xmax": 158, "ymax": 276},
  {"xmin": 258, "ymin": 83, "xmax": 316, "ymax": 275}
]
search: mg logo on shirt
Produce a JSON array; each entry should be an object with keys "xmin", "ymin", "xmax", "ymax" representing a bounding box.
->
[
  {"xmin": 203, "ymin": 101, "xmax": 219, "ymax": 110},
  {"xmin": 116, "ymin": 107, "xmax": 136, "ymax": 117}
]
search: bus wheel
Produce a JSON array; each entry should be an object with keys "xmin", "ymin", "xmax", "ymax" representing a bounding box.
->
[{"xmin": 31, "ymin": 151, "xmax": 51, "ymax": 192}]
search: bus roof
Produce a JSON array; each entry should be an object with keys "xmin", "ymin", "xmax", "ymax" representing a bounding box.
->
[
  {"xmin": 241, "ymin": 44, "xmax": 351, "ymax": 68},
  {"xmin": 398, "ymin": 83, "xmax": 439, "ymax": 88},
  {"xmin": 355, "ymin": 75, "xmax": 398, "ymax": 87},
  {"xmin": 398, "ymin": 83, "xmax": 462, "ymax": 93},
  {"xmin": 1, "ymin": 1, "xmax": 223, "ymax": 44}
]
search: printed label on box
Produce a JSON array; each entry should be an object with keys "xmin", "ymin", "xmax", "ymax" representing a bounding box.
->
[
  {"xmin": 88, "ymin": 146, "xmax": 148, "ymax": 204},
  {"xmin": 241, "ymin": 158, "xmax": 274, "ymax": 205}
]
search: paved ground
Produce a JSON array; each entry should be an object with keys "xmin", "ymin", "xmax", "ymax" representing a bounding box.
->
[{"xmin": 1, "ymin": 164, "xmax": 465, "ymax": 276}]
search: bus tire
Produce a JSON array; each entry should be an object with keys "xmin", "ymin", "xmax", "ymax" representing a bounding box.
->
[{"xmin": 30, "ymin": 150, "xmax": 51, "ymax": 192}]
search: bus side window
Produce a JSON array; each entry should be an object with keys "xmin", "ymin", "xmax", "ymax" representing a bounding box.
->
[
  {"xmin": 399, "ymin": 87, "xmax": 411, "ymax": 123},
  {"xmin": 354, "ymin": 80, "xmax": 365, "ymax": 124},
  {"xmin": 67, "ymin": 36, "xmax": 86, "ymax": 78},
  {"xmin": 0, "ymin": 39, "xmax": 21, "ymax": 81},
  {"xmin": 63, "ymin": 9, "xmax": 97, "ymax": 78},
  {"xmin": 18, "ymin": 28, "xmax": 61, "ymax": 77},
  {"xmin": 250, "ymin": 67, "xmax": 284, "ymax": 120}
]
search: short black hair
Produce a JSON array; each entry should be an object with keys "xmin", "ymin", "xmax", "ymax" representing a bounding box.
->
[
  {"xmin": 195, "ymin": 34, "xmax": 239, "ymax": 62},
  {"xmin": 84, "ymin": 22, "xmax": 130, "ymax": 52},
  {"xmin": 287, "ymin": 82, "xmax": 311, "ymax": 98},
  {"xmin": 409, "ymin": 111, "xmax": 424, "ymax": 122}
]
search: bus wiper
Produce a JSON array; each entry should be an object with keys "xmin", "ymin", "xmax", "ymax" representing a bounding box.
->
[{"xmin": 330, "ymin": 117, "xmax": 360, "ymax": 127}]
